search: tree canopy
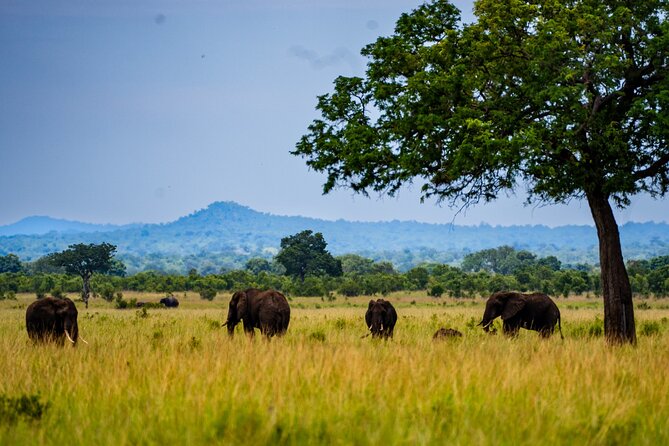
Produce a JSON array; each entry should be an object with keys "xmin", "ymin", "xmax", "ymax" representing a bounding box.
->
[
  {"xmin": 47, "ymin": 242, "xmax": 119, "ymax": 308},
  {"xmin": 294, "ymin": 0, "xmax": 669, "ymax": 344},
  {"xmin": 275, "ymin": 230, "xmax": 343, "ymax": 281},
  {"xmin": 0, "ymin": 254, "xmax": 23, "ymax": 274}
]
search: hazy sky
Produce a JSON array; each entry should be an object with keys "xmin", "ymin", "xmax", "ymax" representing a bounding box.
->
[{"xmin": 1, "ymin": 0, "xmax": 667, "ymax": 227}]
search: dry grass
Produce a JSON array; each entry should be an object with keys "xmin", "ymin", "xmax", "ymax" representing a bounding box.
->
[{"xmin": 1, "ymin": 293, "xmax": 668, "ymax": 445}]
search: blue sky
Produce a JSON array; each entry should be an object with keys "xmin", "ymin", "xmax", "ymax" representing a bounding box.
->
[{"xmin": 1, "ymin": 0, "xmax": 666, "ymax": 227}]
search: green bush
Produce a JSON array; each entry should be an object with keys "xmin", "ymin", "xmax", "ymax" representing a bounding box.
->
[
  {"xmin": 338, "ymin": 279, "xmax": 362, "ymax": 297},
  {"xmin": 199, "ymin": 287, "xmax": 217, "ymax": 301},
  {"xmin": 98, "ymin": 283, "xmax": 116, "ymax": 302},
  {"xmin": 428, "ymin": 284, "xmax": 444, "ymax": 298},
  {"xmin": 0, "ymin": 393, "xmax": 49, "ymax": 424},
  {"xmin": 571, "ymin": 317, "xmax": 604, "ymax": 338},
  {"xmin": 639, "ymin": 321, "xmax": 662, "ymax": 337},
  {"xmin": 308, "ymin": 331, "xmax": 326, "ymax": 342}
]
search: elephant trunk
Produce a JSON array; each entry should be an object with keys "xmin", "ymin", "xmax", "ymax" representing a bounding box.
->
[
  {"xmin": 64, "ymin": 321, "xmax": 78, "ymax": 345},
  {"xmin": 225, "ymin": 319, "xmax": 237, "ymax": 336}
]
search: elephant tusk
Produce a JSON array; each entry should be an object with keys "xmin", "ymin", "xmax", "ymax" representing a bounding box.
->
[
  {"xmin": 64, "ymin": 329, "xmax": 75, "ymax": 344},
  {"xmin": 380, "ymin": 324, "xmax": 384, "ymax": 331},
  {"xmin": 368, "ymin": 325, "xmax": 372, "ymax": 331}
]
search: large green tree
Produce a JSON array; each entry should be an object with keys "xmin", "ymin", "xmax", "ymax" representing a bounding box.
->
[
  {"xmin": 294, "ymin": 0, "xmax": 669, "ymax": 344},
  {"xmin": 0, "ymin": 254, "xmax": 23, "ymax": 273},
  {"xmin": 47, "ymin": 243, "xmax": 119, "ymax": 308},
  {"xmin": 275, "ymin": 230, "xmax": 343, "ymax": 281}
]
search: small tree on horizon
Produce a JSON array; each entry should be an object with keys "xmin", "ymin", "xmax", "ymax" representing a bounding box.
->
[{"xmin": 47, "ymin": 243, "xmax": 119, "ymax": 308}]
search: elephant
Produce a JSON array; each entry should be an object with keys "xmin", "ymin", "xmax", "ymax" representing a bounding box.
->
[
  {"xmin": 433, "ymin": 327, "xmax": 463, "ymax": 339},
  {"xmin": 478, "ymin": 291, "xmax": 563, "ymax": 339},
  {"xmin": 224, "ymin": 288, "xmax": 290, "ymax": 338},
  {"xmin": 26, "ymin": 297, "xmax": 80, "ymax": 345},
  {"xmin": 159, "ymin": 296, "xmax": 179, "ymax": 308},
  {"xmin": 365, "ymin": 299, "xmax": 397, "ymax": 339}
]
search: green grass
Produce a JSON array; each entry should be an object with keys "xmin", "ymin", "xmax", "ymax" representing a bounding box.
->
[{"xmin": 1, "ymin": 293, "xmax": 669, "ymax": 445}]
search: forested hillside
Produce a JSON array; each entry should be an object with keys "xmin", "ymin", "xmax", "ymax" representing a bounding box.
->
[{"xmin": 1, "ymin": 201, "xmax": 668, "ymax": 273}]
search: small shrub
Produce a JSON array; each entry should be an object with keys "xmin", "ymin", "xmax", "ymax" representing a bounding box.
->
[
  {"xmin": 115, "ymin": 295, "xmax": 139, "ymax": 309},
  {"xmin": 309, "ymin": 331, "xmax": 326, "ymax": 342},
  {"xmin": 199, "ymin": 288, "xmax": 217, "ymax": 301},
  {"xmin": 428, "ymin": 285, "xmax": 444, "ymax": 298},
  {"xmin": 0, "ymin": 393, "xmax": 49, "ymax": 424},
  {"xmin": 639, "ymin": 321, "xmax": 662, "ymax": 337},
  {"xmin": 36, "ymin": 292, "xmax": 46, "ymax": 300},
  {"xmin": 636, "ymin": 302, "xmax": 651, "ymax": 310},
  {"xmin": 98, "ymin": 284, "xmax": 116, "ymax": 302},
  {"xmin": 410, "ymin": 300, "xmax": 417, "ymax": 305},
  {"xmin": 135, "ymin": 307, "xmax": 149, "ymax": 319},
  {"xmin": 571, "ymin": 317, "xmax": 604, "ymax": 338},
  {"xmin": 334, "ymin": 318, "xmax": 347, "ymax": 330}
]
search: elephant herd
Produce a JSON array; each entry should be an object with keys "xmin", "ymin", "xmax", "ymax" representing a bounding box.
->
[{"xmin": 25, "ymin": 289, "xmax": 563, "ymax": 345}]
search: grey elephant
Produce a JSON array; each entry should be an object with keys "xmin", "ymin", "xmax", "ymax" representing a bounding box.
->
[
  {"xmin": 365, "ymin": 299, "xmax": 397, "ymax": 339},
  {"xmin": 26, "ymin": 297, "xmax": 80, "ymax": 345},
  {"xmin": 159, "ymin": 296, "xmax": 179, "ymax": 308},
  {"xmin": 478, "ymin": 291, "xmax": 563, "ymax": 338},
  {"xmin": 224, "ymin": 288, "xmax": 290, "ymax": 338}
]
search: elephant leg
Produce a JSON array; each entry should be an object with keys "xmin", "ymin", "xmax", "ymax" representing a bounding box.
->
[
  {"xmin": 538, "ymin": 326, "xmax": 554, "ymax": 338},
  {"xmin": 502, "ymin": 321, "xmax": 520, "ymax": 337}
]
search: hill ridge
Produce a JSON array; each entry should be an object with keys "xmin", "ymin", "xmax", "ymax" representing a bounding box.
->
[{"xmin": 1, "ymin": 201, "xmax": 668, "ymax": 273}]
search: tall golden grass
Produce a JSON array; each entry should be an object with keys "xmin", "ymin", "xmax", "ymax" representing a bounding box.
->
[{"xmin": 1, "ymin": 293, "xmax": 668, "ymax": 445}]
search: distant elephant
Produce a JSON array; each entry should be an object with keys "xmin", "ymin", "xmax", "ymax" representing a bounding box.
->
[
  {"xmin": 224, "ymin": 288, "xmax": 290, "ymax": 338},
  {"xmin": 365, "ymin": 299, "xmax": 397, "ymax": 339},
  {"xmin": 160, "ymin": 296, "xmax": 179, "ymax": 308},
  {"xmin": 26, "ymin": 297, "xmax": 79, "ymax": 345},
  {"xmin": 433, "ymin": 327, "xmax": 463, "ymax": 339},
  {"xmin": 478, "ymin": 291, "xmax": 563, "ymax": 339}
]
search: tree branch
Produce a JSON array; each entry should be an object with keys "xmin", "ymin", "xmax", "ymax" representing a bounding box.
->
[{"xmin": 633, "ymin": 153, "xmax": 669, "ymax": 180}]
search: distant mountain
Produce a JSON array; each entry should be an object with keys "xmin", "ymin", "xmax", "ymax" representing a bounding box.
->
[
  {"xmin": 0, "ymin": 216, "xmax": 138, "ymax": 236},
  {"xmin": 1, "ymin": 201, "xmax": 668, "ymax": 273}
]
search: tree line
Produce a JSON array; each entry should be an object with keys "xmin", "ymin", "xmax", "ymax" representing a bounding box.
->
[{"xmin": 1, "ymin": 234, "xmax": 667, "ymax": 301}]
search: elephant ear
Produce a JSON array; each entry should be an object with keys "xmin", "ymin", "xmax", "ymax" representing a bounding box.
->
[
  {"xmin": 501, "ymin": 295, "xmax": 526, "ymax": 320},
  {"xmin": 236, "ymin": 292, "xmax": 248, "ymax": 318},
  {"xmin": 368, "ymin": 300, "xmax": 375, "ymax": 310},
  {"xmin": 55, "ymin": 299, "xmax": 71, "ymax": 316}
]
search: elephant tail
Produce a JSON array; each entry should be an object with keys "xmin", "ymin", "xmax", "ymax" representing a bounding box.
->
[{"xmin": 558, "ymin": 315, "xmax": 564, "ymax": 340}]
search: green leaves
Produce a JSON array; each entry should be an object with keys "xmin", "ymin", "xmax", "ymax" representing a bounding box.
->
[
  {"xmin": 295, "ymin": 0, "xmax": 669, "ymax": 209},
  {"xmin": 48, "ymin": 242, "xmax": 118, "ymax": 279},
  {"xmin": 275, "ymin": 231, "xmax": 342, "ymax": 281}
]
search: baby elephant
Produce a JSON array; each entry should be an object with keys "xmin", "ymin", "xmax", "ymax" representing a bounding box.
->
[
  {"xmin": 479, "ymin": 291, "xmax": 563, "ymax": 339},
  {"xmin": 365, "ymin": 299, "xmax": 397, "ymax": 339},
  {"xmin": 433, "ymin": 327, "xmax": 463, "ymax": 339}
]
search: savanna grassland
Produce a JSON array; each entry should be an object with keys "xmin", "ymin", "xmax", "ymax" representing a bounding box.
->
[{"xmin": 2, "ymin": 292, "xmax": 669, "ymax": 445}]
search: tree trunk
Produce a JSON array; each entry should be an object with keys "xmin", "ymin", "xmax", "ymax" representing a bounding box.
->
[
  {"xmin": 586, "ymin": 191, "xmax": 636, "ymax": 345},
  {"xmin": 82, "ymin": 275, "xmax": 91, "ymax": 309}
]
